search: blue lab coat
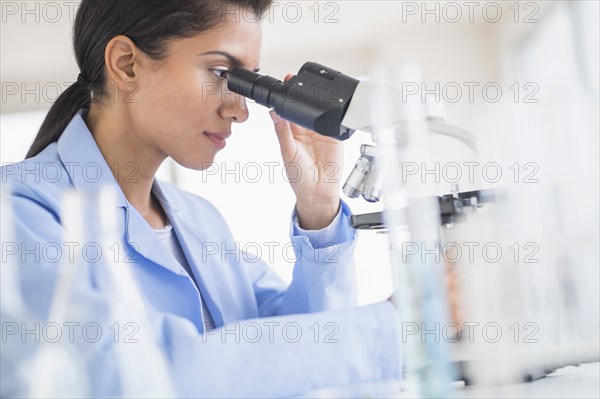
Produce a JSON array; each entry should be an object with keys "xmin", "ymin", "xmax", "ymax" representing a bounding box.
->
[{"xmin": 1, "ymin": 110, "xmax": 402, "ymax": 397}]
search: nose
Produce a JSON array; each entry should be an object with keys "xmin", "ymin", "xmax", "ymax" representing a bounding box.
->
[{"xmin": 219, "ymin": 92, "xmax": 249, "ymax": 123}]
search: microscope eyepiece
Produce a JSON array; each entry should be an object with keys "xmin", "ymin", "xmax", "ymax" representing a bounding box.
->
[
  {"xmin": 227, "ymin": 62, "xmax": 360, "ymax": 140},
  {"xmin": 226, "ymin": 68, "xmax": 285, "ymax": 108}
]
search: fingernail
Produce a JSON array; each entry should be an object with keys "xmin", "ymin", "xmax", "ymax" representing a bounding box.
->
[{"xmin": 269, "ymin": 110, "xmax": 280, "ymax": 125}]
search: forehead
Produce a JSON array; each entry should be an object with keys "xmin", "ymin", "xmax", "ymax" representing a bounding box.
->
[{"xmin": 169, "ymin": 18, "xmax": 262, "ymax": 70}]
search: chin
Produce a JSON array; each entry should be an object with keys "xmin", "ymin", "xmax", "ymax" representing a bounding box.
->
[{"xmin": 171, "ymin": 154, "xmax": 216, "ymax": 171}]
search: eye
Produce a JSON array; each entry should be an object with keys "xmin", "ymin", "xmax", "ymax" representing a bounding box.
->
[{"xmin": 211, "ymin": 68, "xmax": 230, "ymax": 80}]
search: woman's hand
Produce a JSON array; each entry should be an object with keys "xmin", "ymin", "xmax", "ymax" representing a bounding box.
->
[{"xmin": 271, "ymin": 74, "xmax": 343, "ymax": 230}]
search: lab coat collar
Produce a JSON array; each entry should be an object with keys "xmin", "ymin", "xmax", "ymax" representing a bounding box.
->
[
  {"xmin": 56, "ymin": 110, "xmax": 188, "ymax": 276},
  {"xmin": 151, "ymin": 179, "xmax": 178, "ymax": 214},
  {"xmin": 152, "ymin": 180, "xmax": 225, "ymax": 326},
  {"xmin": 124, "ymin": 180, "xmax": 226, "ymax": 326},
  {"xmin": 57, "ymin": 108, "xmax": 128, "ymax": 208},
  {"xmin": 124, "ymin": 203, "xmax": 189, "ymax": 279}
]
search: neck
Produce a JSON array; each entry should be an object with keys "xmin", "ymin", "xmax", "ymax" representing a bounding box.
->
[{"xmin": 84, "ymin": 103, "xmax": 168, "ymax": 228}]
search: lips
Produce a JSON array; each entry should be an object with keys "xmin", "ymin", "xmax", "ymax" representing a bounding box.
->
[{"xmin": 204, "ymin": 131, "xmax": 231, "ymax": 150}]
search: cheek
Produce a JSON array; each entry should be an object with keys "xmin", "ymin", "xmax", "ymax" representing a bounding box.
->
[
  {"xmin": 138, "ymin": 70, "xmax": 195, "ymax": 113},
  {"xmin": 134, "ymin": 70, "xmax": 219, "ymax": 135}
]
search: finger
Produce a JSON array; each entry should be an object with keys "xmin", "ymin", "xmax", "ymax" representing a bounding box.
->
[
  {"xmin": 272, "ymin": 74, "xmax": 297, "ymax": 160},
  {"xmin": 270, "ymin": 110, "xmax": 296, "ymax": 160}
]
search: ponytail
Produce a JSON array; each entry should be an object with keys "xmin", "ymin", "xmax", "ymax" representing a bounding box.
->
[
  {"xmin": 25, "ymin": 0, "xmax": 273, "ymax": 159},
  {"xmin": 26, "ymin": 77, "xmax": 92, "ymax": 158}
]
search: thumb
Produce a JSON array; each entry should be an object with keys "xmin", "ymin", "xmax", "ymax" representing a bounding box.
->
[{"xmin": 270, "ymin": 110, "xmax": 296, "ymax": 161}]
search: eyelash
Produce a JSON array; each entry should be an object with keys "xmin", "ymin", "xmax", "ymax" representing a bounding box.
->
[{"xmin": 210, "ymin": 68, "xmax": 230, "ymax": 81}]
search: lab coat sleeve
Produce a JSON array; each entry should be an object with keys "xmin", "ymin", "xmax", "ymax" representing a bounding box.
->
[
  {"xmin": 291, "ymin": 199, "xmax": 351, "ymax": 249},
  {"xmin": 6, "ymin": 181, "xmax": 67, "ymax": 320},
  {"xmin": 247, "ymin": 200, "xmax": 358, "ymax": 317},
  {"xmin": 160, "ymin": 300, "xmax": 403, "ymax": 398},
  {"xmin": 2, "ymin": 182, "xmax": 126, "ymax": 396}
]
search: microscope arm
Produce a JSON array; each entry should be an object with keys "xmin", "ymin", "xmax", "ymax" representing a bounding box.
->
[{"xmin": 341, "ymin": 80, "xmax": 478, "ymax": 152}]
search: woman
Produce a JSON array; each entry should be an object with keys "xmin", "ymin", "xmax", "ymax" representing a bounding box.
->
[{"xmin": 1, "ymin": 1, "xmax": 401, "ymax": 397}]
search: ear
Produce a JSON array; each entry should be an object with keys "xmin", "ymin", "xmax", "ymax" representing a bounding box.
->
[{"xmin": 104, "ymin": 35, "xmax": 141, "ymax": 88}]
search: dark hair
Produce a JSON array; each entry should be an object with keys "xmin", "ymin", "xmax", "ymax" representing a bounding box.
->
[{"xmin": 26, "ymin": 0, "xmax": 272, "ymax": 158}]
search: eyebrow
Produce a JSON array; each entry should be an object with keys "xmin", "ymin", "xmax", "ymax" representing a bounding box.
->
[{"xmin": 198, "ymin": 51, "xmax": 260, "ymax": 72}]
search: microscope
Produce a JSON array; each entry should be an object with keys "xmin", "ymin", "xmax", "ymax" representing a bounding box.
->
[{"xmin": 227, "ymin": 62, "xmax": 494, "ymax": 230}]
